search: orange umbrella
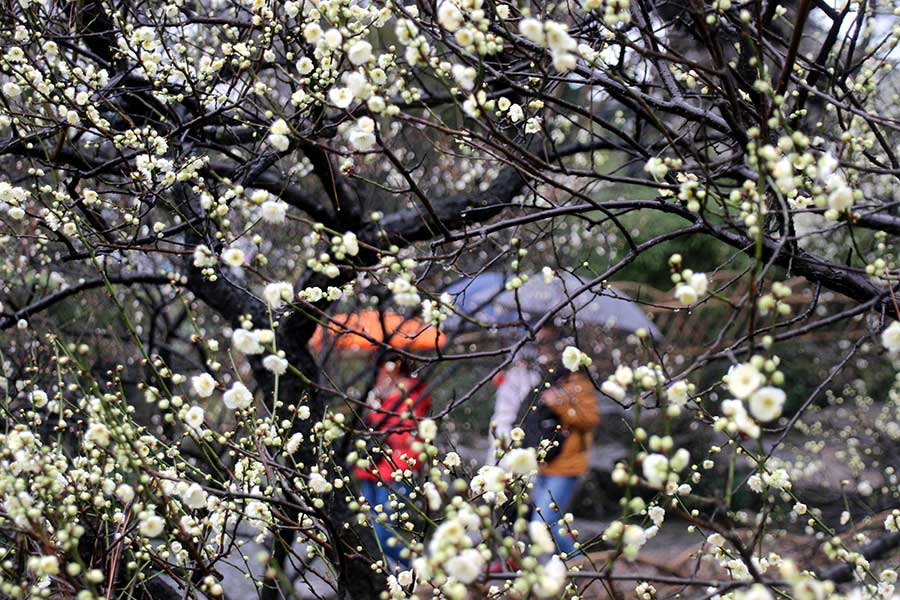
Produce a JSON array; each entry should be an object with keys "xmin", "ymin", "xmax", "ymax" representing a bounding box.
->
[{"xmin": 310, "ymin": 310, "xmax": 446, "ymax": 351}]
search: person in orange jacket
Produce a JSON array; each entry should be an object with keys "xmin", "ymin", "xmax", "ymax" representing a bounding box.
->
[
  {"xmin": 528, "ymin": 341, "xmax": 601, "ymax": 556},
  {"xmin": 354, "ymin": 354, "xmax": 431, "ymax": 565}
]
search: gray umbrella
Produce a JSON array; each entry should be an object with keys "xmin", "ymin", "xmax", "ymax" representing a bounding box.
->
[{"xmin": 495, "ymin": 272, "xmax": 662, "ymax": 338}]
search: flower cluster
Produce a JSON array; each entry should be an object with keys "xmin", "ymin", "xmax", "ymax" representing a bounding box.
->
[{"xmin": 668, "ymin": 254, "xmax": 709, "ymax": 305}]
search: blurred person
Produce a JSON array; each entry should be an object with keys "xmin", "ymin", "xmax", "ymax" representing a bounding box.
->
[
  {"xmin": 354, "ymin": 353, "xmax": 431, "ymax": 565},
  {"xmin": 485, "ymin": 343, "xmax": 542, "ymax": 465},
  {"xmin": 524, "ymin": 330, "xmax": 600, "ymax": 557}
]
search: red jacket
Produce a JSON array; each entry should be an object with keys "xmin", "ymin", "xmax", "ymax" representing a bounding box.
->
[{"xmin": 354, "ymin": 381, "xmax": 431, "ymax": 482}]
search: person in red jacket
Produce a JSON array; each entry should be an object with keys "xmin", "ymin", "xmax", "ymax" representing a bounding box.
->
[{"xmin": 354, "ymin": 354, "xmax": 430, "ymax": 565}]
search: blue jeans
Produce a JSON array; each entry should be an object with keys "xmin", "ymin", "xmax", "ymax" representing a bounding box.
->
[
  {"xmin": 359, "ymin": 480, "xmax": 410, "ymax": 565},
  {"xmin": 531, "ymin": 475, "xmax": 579, "ymax": 555}
]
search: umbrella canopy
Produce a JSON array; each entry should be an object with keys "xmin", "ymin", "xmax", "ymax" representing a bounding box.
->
[
  {"xmin": 496, "ymin": 272, "xmax": 661, "ymax": 337},
  {"xmin": 310, "ymin": 310, "xmax": 446, "ymax": 351},
  {"xmin": 442, "ymin": 271, "xmax": 511, "ymax": 330}
]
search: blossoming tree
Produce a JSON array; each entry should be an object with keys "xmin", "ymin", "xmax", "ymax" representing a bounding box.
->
[{"xmin": 1, "ymin": 0, "xmax": 900, "ymax": 598}]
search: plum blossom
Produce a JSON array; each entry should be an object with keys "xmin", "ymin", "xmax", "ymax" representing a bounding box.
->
[
  {"xmin": 642, "ymin": 453, "xmax": 668, "ymax": 487},
  {"xmin": 184, "ymin": 406, "xmax": 205, "ymax": 430},
  {"xmin": 669, "ymin": 448, "xmax": 690, "ymax": 472},
  {"xmin": 262, "ymin": 354, "xmax": 288, "ymax": 376},
  {"xmin": 308, "ymin": 472, "xmax": 331, "ymax": 494},
  {"xmin": 85, "ymin": 422, "xmax": 111, "ymax": 447},
  {"xmin": 518, "ymin": 18, "xmax": 544, "ymax": 44},
  {"xmin": 674, "ymin": 272, "xmax": 708, "ymax": 304},
  {"xmin": 221, "ymin": 247, "xmax": 245, "ymax": 267},
  {"xmin": 451, "ymin": 64, "xmax": 477, "ymax": 90},
  {"xmin": 827, "ymin": 179, "xmax": 854, "ymax": 213},
  {"xmin": 347, "ymin": 116, "xmax": 377, "ymax": 151},
  {"xmin": 614, "ymin": 365, "xmax": 633, "ymax": 385},
  {"xmin": 140, "ymin": 513, "xmax": 165, "ymax": 538},
  {"xmin": 444, "ymin": 548, "xmax": 483, "ymax": 583},
  {"xmin": 116, "ymin": 484, "xmax": 135, "ymax": 504},
  {"xmin": 533, "ymin": 556, "xmax": 567, "ymax": 597},
  {"xmin": 347, "ymin": 40, "xmax": 372, "ymax": 65},
  {"xmin": 562, "ymin": 345, "xmax": 591, "ymax": 371},
  {"xmin": 423, "ymin": 482, "xmax": 442, "ymax": 511},
  {"xmin": 260, "ymin": 200, "xmax": 287, "ymax": 224},
  {"xmin": 882, "ymin": 321, "xmax": 900, "ymax": 353},
  {"xmin": 437, "ymin": 1, "xmax": 464, "ymax": 31},
  {"xmin": 726, "ymin": 363, "xmax": 764, "ymax": 399},
  {"xmin": 500, "ymin": 448, "xmax": 538, "ymax": 475},
  {"xmin": 296, "ymin": 56, "xmax": 314, "ymax": 74},
  {"xmin": 181, "ymin": 483, "xmax": 207, "ymax": 510},
  {"xmin": 601, "ymin": 379, "xmax": 626, "ymax": 401},
  {"xmin": 329, "ymin": 87, "xmax": 354, "ymax": 109},
  {"xmin": 674, "ymin": 283, "xmax": 698, "ymax": 304},
  {"xmin": 749, "ymin": 386, "xmax": 786, "ymax": 422},
  {"xmin": 743, "ymin": 584, "xmax": 774, "ymax": 600},
  {"xmin": 389, "ymin": 276, "xmax": 420, "ymax": 307},
  {"xmin": 418, "ymin": 418, "xmax": 437, "ymax": 441},
  {"xmin": 3, "ymin": 82, "xmax": 22, "ymax": 98},
  {"xmin": 644, "ymin": 157, "xmax": 668, "ymax": 179},
  {"xmin": 470, "ymin": 465, "xmax": 507, "ymax": 504},
  {"xmin": 191, "ymin": 373, "xmax": 216, "ymax": 398},
  {"xmin": 268, "ymin": 119, "xmax": 291, "ymax": 151},
  {"xmin": 263, "ymin": 281, "xmax": 293, "ymax": 310},
  {"xmin": 666, "ymin": 380, "xmax": 690, "ymax": 406},
  {"xmin": 232, "ymin": 329, "xmax": 263, "ymax": 354},
  {"xmin": 529, "ymin": 520, "xmax": 556, "ymax": 554},
  {"xmin": 223, "ymin": 381, "xmax": 254, "ymax": 410},
  {"xmin": 648, "ymin": 505, "xmax": 666, "ymax": 527}
]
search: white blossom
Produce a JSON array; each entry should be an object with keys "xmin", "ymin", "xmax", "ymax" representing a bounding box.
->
[
  {"xmin": 184, "ymin": 406, "xmax": 205, "ymax": 430},
  {"xmin": 648, "ymin": 505, "xmax": 665, "ymax": 527},
  {"xmin": 675, "ymin": 283, "xmax": 698, "ymax": 305},
  {"xmin": 329, "ymin": 87, "xmax": 354, "ymax": 109},
  {"xmin": 669, "ymin": 448, "xmax": 690, "ymax": 472},
  {"xmin": 418, "ymin": 418, "xmax": 437, "ymax": 441},
  {"xmin": 533, "ymin": 556, "xmax": 567, "ymax": 597},
  {"xmin": 561, "ymin": 345, "xmax": 590, "ymax": 371},
  {"xmin": 689, "ymin": 272, "xmax": 708, "ymax": 296},
  {"xmin": 262, "ymin": 354, "xmax": 288, "ymax": 375},
  {"xmin": 232, "ymin": 329, "xmax": 263, "ymax": 354},
  {"xmin": 116, "ymin": 484, "xmax": 135, "ymax": 504},
  {"xmin": 500, "ymin": 448, "xmax": 538, "ymax": 475},
  {"xmin": 268, "ymin": 119, "xmax": 291, "ymax": 151},
  {"xmin": 444, "ymin": 548, "xmax": 483, "ymax": 583},
  {"xmin": 223, "ymin": 381, "xmax": 254, "ymax": 410},
  {"xmin": 308, "ymin": 472, "xmax": 331, "ymax": 494},
  {"xmin": 529, "ymin": 520, "xmax": 556, "ymax": 554},
  {"xmin": 181, "ymin": 483, "xmax": 207, "ymax": 510},
  {"xmin": 140, "ymin": 514, "xmax": 165, "ymax": 538},
  {"xmin": 666, "ymin": 380, "xmax": 689, "ymax": 406},
  {"xmin": 518, "ymin": 18, "xmax": 545, "ymax": 44},
  {"xmin": 437, "ymin": 1, "xmax": 464, "ymax": 31},
  {"xmin": 85, "ymin": 422, "xmax": 111, "ymax": 447},
  {"xmin": 601, "ymin": 379, "xmax": 626, "ymax": 401},
  {"xmin": 642, "ymin": 453, "xmax": 668, "ymax": 487},
  {"xmin": 221, "ymin": 247, "xmax": 246, "ymax": 268},
  {"xmin": 260, "ymin": 200, "xmax": 287, "ymax": 224},
  {"xmin": 727, "ymin": 363, "xmax": 764, "ymax": 399},
  {"xmin": 263, "ymin": 281, "xmax": 293, "ymax": 310},
  {"xmin": 191, "ymin": 373, "xmax": 216, "ymax": 398},
  {"xmin": 748, "ymin": 386, "xmax": 785, "ymax": 422},
  {"xmin": 644, "ymin": 157, "xmax": 668, "ymax": 179},
  {"xmin": 347, "ymin": 40, "xmax": 373, "ymax": 65},
  {"xmin": 348, "ymin": 117, "xmax": 377, "ymax": 151},
  {"xmin": 882, "ymin": 321, "xmax": 900, "ymax": 353}
]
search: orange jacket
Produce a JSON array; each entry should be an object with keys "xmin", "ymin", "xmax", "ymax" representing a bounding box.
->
[
  {"xmin": 540, "ymin": 371, "xmax": 600, "ymax": 476},
  {"xmin": 354, "ymin": 381, "xmax": 431, "ymax": 482}
]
